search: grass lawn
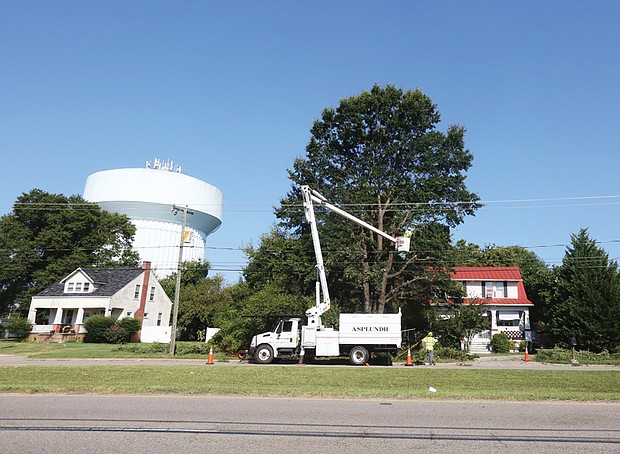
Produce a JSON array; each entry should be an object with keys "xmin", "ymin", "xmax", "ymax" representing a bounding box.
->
[
  {"xmin": 0, "ymin": 340, "xmax": 199, "ymax": 358},
  {"xmin": 1, "ymin": 340, "xmax": 618, "ymax": 401},
  {"xmin": 0, "ymin": 365, "xmax": 618, "ymax": 401}
]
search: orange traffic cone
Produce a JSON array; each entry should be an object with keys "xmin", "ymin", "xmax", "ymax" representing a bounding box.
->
[
  {"xmin": 206, "ymin": 346, "xmax": 214, "ymax": 365},
  {"xmin": 405, "ymin": 348, "xmax": 413, "ymax": 367},
  {"xmin": 523, "ymin": 348, "xmax": 529, "ymax": 362}
]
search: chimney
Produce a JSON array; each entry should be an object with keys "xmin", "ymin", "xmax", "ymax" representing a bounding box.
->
[{"xmin": 132, "ymin": 261, "xmax": 152, "ymax": 342}]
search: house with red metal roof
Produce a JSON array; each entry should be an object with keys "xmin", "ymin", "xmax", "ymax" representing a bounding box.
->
[{"xmin": 450, "ymin": 267, "xmax": 534, "ymax": 353}]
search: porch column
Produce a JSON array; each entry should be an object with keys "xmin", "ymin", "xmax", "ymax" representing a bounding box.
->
[
  {"xmin": 524, "ymin": 309, "xmax": 531, "ymax": 330},
  {"xmin": 75, "ymin": 307, "xmax": 85, "ymax": 330},
  {"xmin": 27, "ymin": 307, "xmax": 37, "ymax": 324},
  {"xmin": 490, "ymin": 309, "xmax": 497, "ymax": 334},
  {"xmin": 52, "ymin": 308, "xmax": 64, "ymax": 333}
]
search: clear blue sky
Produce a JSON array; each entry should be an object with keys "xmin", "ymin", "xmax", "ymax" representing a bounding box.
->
[{"xmin": 1, "ymin": 1, "xmax": 619, "ymax": 283}]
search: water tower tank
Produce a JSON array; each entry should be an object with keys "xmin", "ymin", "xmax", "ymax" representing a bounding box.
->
[{"xmin": 83, "ymin": 160, "xmax": 223, "ymax": 276}]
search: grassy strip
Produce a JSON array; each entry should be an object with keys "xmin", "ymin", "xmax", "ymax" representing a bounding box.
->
[
  {"xmin": 535, "ymin": 348, "xmax": 620, "ymax": 365},
  {"xmin": 0, "ymin": 366, "xmax": 618, "ymax": 401},
  {"xmin": 0, "ymin": 341, "xmax": 203, "ymax": 359}
]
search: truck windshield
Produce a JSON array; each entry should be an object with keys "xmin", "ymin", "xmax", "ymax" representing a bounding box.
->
[{"xmin": 274, "ymin": 320, "xmax": 283, "ymax": 333}]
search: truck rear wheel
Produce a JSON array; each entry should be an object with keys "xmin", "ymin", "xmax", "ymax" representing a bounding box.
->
[
  {"xmin": 349, "ymin": 346, "xmax": 369, "ymax": 366},
  {"xmin": 254, "ymin": 344, "xmax": 274, "ymax": 364}
]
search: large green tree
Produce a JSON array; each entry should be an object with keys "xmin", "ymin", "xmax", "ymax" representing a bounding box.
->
[
  {"xmin": 0, "ymin": 189, "xmax": 139, "ymax": 314},
  {"xmin": 547, "ymin": 229, "xmax": 620, "ymax": 352},
  {"xmin": 275, "ymin": 84, "xmax": 480, "ymax": 315},
  {"xmin": 160, "ymin": 261, "xmax": 230, "ymax": 340},
  {"xmin": 243, "ymin": 226, "xmax": 315, "ymax": 296}
]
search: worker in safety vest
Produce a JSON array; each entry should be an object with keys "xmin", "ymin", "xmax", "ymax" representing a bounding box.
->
[{"xmin": 421, "ymin": 332, "xmax": 438, "ymax": 366}]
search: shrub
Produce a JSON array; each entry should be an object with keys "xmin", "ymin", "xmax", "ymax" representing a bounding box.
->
[
  {"xmin": 104, "ymin": 325, "xmax": 130, "ymax": 344},
  {"xmin": 6, "ymin": 318, "xmax": 32, "ymax": 341},
  {"xmin": 490, "ymin": 333, "xmax": 512, "ymax": 353},
  {"xmin": 175, "ymin": 342, "xmax": 211, "ymax": 355},
  {"xmin": 536, "ymin": 347, "xmax": 620, "ymax": 364},
  {"xmin": 115, "ymin": 317, "xmax": 141, "ymax": 342},
  {"xmin": 117, "ymin": 343, "xmax": 169, "ymax": 354},
  {"xmin": 83, "ymin": 315, "xmax": 115, "ymax": 343},
  {"xmin": 436, "ymin": 346, "xmax": 477, "ymax": 362},
  {"xmin": 212, "ymin": 318, "xmax": 256, "ymax": 354},
  {"xmin": 84, "ymin": 316, "xmax": 142, "ymax": 344}
]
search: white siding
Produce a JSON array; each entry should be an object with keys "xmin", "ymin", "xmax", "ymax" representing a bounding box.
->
[{"xmin": 141, "ymin": 272, "xmax": 172, "ymax": 327}]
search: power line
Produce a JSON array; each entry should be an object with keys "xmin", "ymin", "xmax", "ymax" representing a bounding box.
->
[{"xmin": 8, "ymin": 194, "xmax": 620, "ymax": 211}]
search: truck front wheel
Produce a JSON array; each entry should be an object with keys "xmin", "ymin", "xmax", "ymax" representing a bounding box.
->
[
  {"xmin": 349, "ymin": 346, "xmax": 369, "ymax": 366},
  {"xmin": 254, "ymin": 344, "xmax": 274, "ymax": 364}
]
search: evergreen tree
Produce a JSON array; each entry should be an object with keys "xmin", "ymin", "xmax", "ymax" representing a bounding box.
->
[{"xmin": 547, "ymin": 229, "xmax": 620, "ymax": 352}]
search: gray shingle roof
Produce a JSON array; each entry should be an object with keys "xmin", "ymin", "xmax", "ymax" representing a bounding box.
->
[{"xmin": 35, "ymin": 268, "xmax": 144, "ymax": 297}]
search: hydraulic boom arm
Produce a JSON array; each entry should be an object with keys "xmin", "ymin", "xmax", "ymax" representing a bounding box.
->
[{"xmin": 301, "ymin": 185, "xmax": 410, "ymax": 327}]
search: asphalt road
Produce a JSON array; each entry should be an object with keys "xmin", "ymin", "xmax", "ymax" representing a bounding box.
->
[{"xmin": 1, "ymin": 394, "xmax": 619, "ymax": 453}]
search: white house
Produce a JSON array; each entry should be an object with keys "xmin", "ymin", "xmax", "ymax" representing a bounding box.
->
[
  {"xmin": 27, "ymin": 262, "xmax": 172, "ymax": 343},
  {"xmin": 450, "ymin": 267, "xmax": 534, "ymax": 354}
]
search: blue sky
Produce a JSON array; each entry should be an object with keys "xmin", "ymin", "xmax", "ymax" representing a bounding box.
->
[{"xmin": 1, "ymin": 1, "xmax": 619, "ymax": 283}]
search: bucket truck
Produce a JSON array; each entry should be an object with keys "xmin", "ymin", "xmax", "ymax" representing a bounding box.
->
[{"xmin": 248, "ymin": 185, "xmax": 410, "ymax": 365}]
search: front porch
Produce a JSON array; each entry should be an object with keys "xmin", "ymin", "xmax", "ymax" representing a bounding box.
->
[
  {"xmin": 29, "ymin": 323, "xmax": 88, "ymax": 343},
  {"xmin": 469, "ymin": 327, "xmax": 528, "ymax": 354},
  {"xmin": 27, "ymin": 306, "xmax": 111, "ymax": 343}
]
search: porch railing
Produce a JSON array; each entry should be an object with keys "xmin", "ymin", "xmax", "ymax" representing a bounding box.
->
[{"xmin": 30, "ymin": 324, "xmax": 54, "ymax": 334}]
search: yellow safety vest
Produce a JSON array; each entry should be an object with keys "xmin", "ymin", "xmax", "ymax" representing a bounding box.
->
[{"xmin": 422, "ymin": 337, "xmax": 437, "ymax": 351}]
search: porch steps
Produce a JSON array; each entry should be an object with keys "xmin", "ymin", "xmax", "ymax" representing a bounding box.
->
[{"xmin": 469, "ymin": 338, "xmax": 491, "ymax": 354}]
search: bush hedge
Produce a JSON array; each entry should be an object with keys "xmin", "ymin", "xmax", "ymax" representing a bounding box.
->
[
  {"xmin": 5, "ymin": 318, "xmax": 32, "ymax": 341},
  {"xmin": 83, "ymin": 315, "xmax": 140, "ymax": 344},
  {"xmin": 407, "ymin": 345, "xmax": 477, "ymax": 363},
  {"xmin": 536, "ymin": 347, "xmax": 620, "ymax": 364},
  {"xmin": 490, "ymin": 333, "xmax": 512, "ymax": 353}
]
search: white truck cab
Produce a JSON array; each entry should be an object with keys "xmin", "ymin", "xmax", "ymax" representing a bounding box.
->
[{"xmin": 250, "ymin": 318, "xmax": 301, "ymax": 363}]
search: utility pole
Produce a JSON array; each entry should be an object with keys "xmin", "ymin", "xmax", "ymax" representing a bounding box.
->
[{"xmin": 169, "ymin": 204, "xmax": 194, "ymax": 355}]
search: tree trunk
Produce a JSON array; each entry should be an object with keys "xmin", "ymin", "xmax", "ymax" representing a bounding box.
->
[
  {"xmin": 375, "ymin": 197, "xmax": 393, "ymax": 314},
  {"xmin": 361, "ymin": 242, "xmax": 371, "ymax": 313}
]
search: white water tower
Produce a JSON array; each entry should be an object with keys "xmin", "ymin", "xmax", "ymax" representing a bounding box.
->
[{"xmin": 83, "ymin": 159, "xmax": 223, "ymax": 277}]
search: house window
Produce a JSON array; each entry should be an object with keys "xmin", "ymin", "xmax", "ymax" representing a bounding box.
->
[
  {"xmin": 67, "ymin": 283, "xmax": 74, "ymax": 292},
  {"xmin": 83, "ymin": 282, "xmax": 90, "ymax": 292},
  {"xmin": 157, "ymin": 313, "xmax": 162, "ymax": 326},
  {"xmin": 149, "ymin": 287, "xmax": 155, "ymax": 302},
  {"xmin": 126, "ymin": 311, "xmax": 132, "ymax": 317},
  {"xmin": 484, "ymin": 282, "xmax": 494, "ymax": 298},
  {"xmin": 75, "ymin": 283, "xmax": 82, "ymax": 292},
  {"xmin": 496, "ymin": 311, "xmax": 521, "ymax": 327},
  {"xmin": 144, "ymin": 313, "xmax": 148, "ymax": 319},
  {"xmin": 134, "ymin": 284, "xmax": 140, "ymax": 299}
]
